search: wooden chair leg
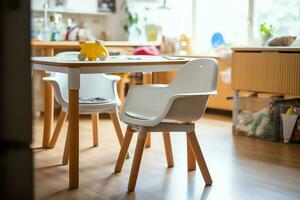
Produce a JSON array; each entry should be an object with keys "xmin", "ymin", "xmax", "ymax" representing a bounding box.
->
[
  {"xmin": 48, "ymin": 111, "xmax": 67, "ymax": 148},
  {"xmin": 110, "ymin": 112, "xmax": 130, "ymax": 159},
  {"xmin": 187, "ymin": 131, "xmax": 212, "ymax": 186},
  {"xmin": 42, "ymin": 78, "xmax": 54, "ymax": 148},
  {"xmin": 115, "ymin": 126, "xmax": 134, "ymax": 173},
  {"xmin": 128, "ymin": 131, "xmax": 147, "ymax": 191},
  {"xmin": 145, "ymin": 133, "xmax": 151, "ymax": 148},
  {"xmin": 162, "ymin": 132, "xmax": 174, "ymax": 168},
  {"xmin": 109, "ymin": 112, "xmax": 123, "ymax": 146},
  {"xmin": 91, "ymin": 113, "xmax": 99, "ymax": 147},
  {"xmin": 187, "ymin": 134, "xmax": 196, "ymax": 171},
  {"xmin": 62, "ymin": 127, "xmax": 70, "ymax": 165}
]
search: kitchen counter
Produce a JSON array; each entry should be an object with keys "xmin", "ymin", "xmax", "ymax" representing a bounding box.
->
[
  {"xmin": 31, "ymin": 41, "xmax": 161, "ymax": 49},
  {"xmin": 232, "ymin": 46, "xmax": 300, "ymax": 52}
]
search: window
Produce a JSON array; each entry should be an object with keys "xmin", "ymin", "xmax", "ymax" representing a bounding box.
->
[
  {"xmin": 193, "ymin": 0, "xmax": 300, "ymax": 52},
  {"xmin": 252, "ymin": 0, "xmax": 300, "ymax": 39},
  {"xmin": 192, "ymin": 0, "xmax": 249, "ymax": 53},
  {"xmin": 129, "ymin": 0, "xmax": 299, "ymax": 50},
  {"xmin": 127, "ymin": 0, "xmax": 193, "ymax": 41}
]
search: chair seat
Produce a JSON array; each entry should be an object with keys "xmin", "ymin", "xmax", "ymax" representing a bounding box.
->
[
  {"xmin": 129, "ymin": 122, "xmax": 195, "ymax": 133},
  {"xmin": 79, "ymin": 97, "xmax": 112, "ymax": 104},
  {"xmin": 61, "ymin": 100, "xmax": 120, "ymax": 114},
  {"xmin": 125, "ymin": 111, "xmax": 156, "ymax": 121},
  {"xmin": 125, "ymin": 111, "xmax": 188, "ymax": 127}
]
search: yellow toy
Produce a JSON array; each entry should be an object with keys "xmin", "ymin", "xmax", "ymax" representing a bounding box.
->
[
  {"xmin": 78, "ymin": 40, "xmax": 109, "ymax": 61},
  {"xmin": 179, "ymin": 34, "xmax": 191, "ymax": 55}
]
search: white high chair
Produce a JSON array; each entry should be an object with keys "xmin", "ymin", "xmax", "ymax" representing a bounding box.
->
[
  {"xmin": 43, "ymin": 52, "xmax": 124, "ymax": 164},
  {"xmin": 114, "ymin": 58, "xmax": 218, "ymax": 191}
]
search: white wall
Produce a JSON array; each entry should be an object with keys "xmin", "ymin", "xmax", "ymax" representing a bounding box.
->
[{"xmin": 103, "ymin": 0, "xmax": 127, "ymax": 40}]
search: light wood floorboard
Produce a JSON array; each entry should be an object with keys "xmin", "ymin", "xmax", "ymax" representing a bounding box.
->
[{"xmin": 33, "ymin": 113, "xmax": 300, "ymax": 200}]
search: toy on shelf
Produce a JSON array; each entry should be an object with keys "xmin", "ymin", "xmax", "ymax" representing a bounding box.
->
[
  {"xmin": 78, "ymin": 40, "xmax": 109, "ymax": 61},
  {"xmin": 179, "ymin": 34, "xmax": 191, "ymax": 55}
]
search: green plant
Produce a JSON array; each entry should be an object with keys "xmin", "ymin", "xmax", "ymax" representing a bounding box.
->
[
  {"xmin": 123, "ymin": 8, "xmax": 140, "ymax": 33},
  {"xmin": 260, "ymin": 22, "xmax": 275, "ymax": 37}
]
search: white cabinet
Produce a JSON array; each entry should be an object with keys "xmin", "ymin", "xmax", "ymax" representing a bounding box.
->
[{"xmin": 66, "ymin": 0, "xmax": 98, "ymax": 14}]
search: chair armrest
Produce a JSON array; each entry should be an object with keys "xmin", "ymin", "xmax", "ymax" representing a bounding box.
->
[
  {"xmin": 100, "ymin": 75, "xmax": 121, "ymax": 103},
  {"xmin": 104, "ymin": 74, "xmax": 121, "ymax": 82},
  {"xmin": 42, "ymin": 77, "xmax": 68, "ymax": 107},
  {"xmin": 108, "ymin": 75, "xmax": 121, "ymax": 105},
  {"xmin": 42, "ymin": 77, "xmax": 61, "ymax": 90},
  {"xmin": 42, "ymin": 76, "xmax": 57, "ymax": 82},
  {"xmin": 169, "ymin": 91, "xmax": 217, "ymax": 99}
]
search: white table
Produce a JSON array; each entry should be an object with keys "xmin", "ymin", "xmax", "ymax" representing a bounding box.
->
[{"xmin": 32, "ymin": 55, "xmax": 193, "ymax": 189}]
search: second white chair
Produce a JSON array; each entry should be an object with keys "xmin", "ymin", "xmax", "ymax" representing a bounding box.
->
[
  {"xmin": 114, "ymin": 58, "xmax": 218, "ymax": 191},
  {"xmin": 44, "ymin": 52, "xmax": 124, "ymax": 164}
]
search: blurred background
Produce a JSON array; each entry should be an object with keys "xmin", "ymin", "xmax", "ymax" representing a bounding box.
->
[{"xmin": 31, "ymin": 0, "xmax": 300, "ymax": 53}]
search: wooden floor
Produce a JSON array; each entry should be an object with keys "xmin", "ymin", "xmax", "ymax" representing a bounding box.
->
[{"xmin": 33, "ymin": 113, "xmax": 300, "ymax": 200}]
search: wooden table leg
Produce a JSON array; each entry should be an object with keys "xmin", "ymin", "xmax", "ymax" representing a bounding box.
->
[
  {"xmin": 143, "ymin": 72, "xmax": 152, "ymax": 148},
  {"xmin": 68, "ymin": 89, "xmax": 79, "ymax": 189},
  {"xmin": 42, "ymin": 48, "xmax": 54, "ymax": 148},
  {"xmin": 68, "ymin": 68, "xmax": 80, "ymax": 189}
]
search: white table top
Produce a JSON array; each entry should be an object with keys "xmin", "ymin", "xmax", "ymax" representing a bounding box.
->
[
  {"xmin": 32, "ymin": 55, "xmax": 194, "ymax": 73},
  {"xmin": 32, "ymin": 55, "xmax": 192, "ymax": 67}
]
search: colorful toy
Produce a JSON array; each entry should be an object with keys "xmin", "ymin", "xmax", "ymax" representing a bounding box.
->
[{"xmin": 78, "ymin": 40, "xmax": 109, "ymax": 61}]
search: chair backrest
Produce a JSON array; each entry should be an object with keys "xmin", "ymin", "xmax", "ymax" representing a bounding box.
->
[
  {"xmin": 169, "ymin": 58, "xmax": 218, "ymax": 93},
  {"xmin": 165, "ymin": 58, "xmax": 218, "ymax": 123},
  {"xmin": 52, "ymin": 73, "xmax": 117, "ymax": 100},
  {"xmin": 52, "ymin": 52, "xmax": 118, "ymax": 104}
]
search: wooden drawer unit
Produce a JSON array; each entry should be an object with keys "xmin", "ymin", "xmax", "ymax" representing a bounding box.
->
[
  {"xmin": 231, "ymin": 47, "xmax": 300, "ymax": 126},
  {"xmin": 232, "ymin": 50, "xmax": 300, "ymax": 96}
]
